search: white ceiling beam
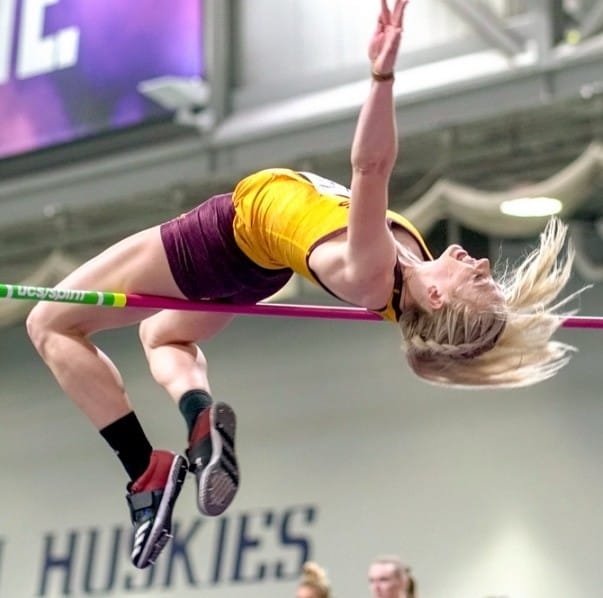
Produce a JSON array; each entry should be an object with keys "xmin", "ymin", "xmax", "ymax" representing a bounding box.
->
[
  {"xmin": 440, "ymin": 0, "xmax": 525, "ymax": 56},
  {"xmin": 577, "ymin": 0, "xmax": 603, "ymax": 40}
]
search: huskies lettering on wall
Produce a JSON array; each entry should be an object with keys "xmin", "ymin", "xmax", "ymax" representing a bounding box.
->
[{"xmin": 30, "ymin": 506, "xmax": 317, "ymax": 596}]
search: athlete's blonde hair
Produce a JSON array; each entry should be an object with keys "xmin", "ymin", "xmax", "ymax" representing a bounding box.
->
[
  {"xmin": 399, "ymin": 218, "xmax": 583, "ymax": 388},
  {"xmin": 298, "ymin": 561, "xmax": 332, "ymax": 598}
]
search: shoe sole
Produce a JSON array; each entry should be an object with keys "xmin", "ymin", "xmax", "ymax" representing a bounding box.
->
[
  {"xmin": 191, "ymin": 402, "xmax": 239, "ymax": 517},
  {"xmin": 134, "ymin": 454, "xmax": 188, "ymax": 568}
]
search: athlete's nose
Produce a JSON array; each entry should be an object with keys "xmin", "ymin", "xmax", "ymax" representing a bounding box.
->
[{"xmin": 476, "ymin": 258, "xmax": 490, "ymax": 273}]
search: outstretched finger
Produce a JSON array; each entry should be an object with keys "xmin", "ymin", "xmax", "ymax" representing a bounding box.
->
[
  {"xmin": 392, "ymin": 0, "xmax": 409, "ymax": 27},
  {"xmin": 380, "ymin": 0, "xmax": 391, "ymax": 21}
]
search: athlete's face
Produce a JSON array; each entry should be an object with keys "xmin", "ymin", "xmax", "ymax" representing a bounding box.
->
[
  {"xmin": 369, "ymin": 562, "xmax": 405, "ymax": 598},
  {"xmin": 423, "ymin": 244, "xmax": 503, "ymax": 310}
]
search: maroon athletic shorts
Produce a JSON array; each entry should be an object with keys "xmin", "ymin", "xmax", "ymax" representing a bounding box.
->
[{"xmin": 160, "ymin": 193, "xmax": 293, "ymax": 304}]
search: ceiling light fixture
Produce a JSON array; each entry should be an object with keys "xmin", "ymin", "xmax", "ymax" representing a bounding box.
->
[{"xmin": 499, "ymin": 196, "xmax": 563, "ymax": 217}]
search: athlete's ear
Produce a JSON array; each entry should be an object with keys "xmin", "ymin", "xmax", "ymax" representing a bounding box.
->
[{"xmin": 426, "ymin": 285, "xmax": 445, "ymax": 310}]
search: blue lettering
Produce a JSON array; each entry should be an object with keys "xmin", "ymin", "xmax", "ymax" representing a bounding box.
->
[
  {"xmin": 211, "ymin": 517, "xmax": 229, "ymax": 584},
  {"xmin": 37, "ymin": 531, "xmax": 77, "ymax": 596},
  {"xmin": 162, "ymin": 519, "xmax": 203, "ymax": 588},
  {"xmin": 82, "ymin": 527, "xmax": 121, "ymax": 594},
  {"xmin": 275, "ymin": 505, "xmax": 317, "ymax": 579},
  {"xmin": 31, "ymin": 505, "xmax": 318, "ymax": 593},
  {"xmin": 232, "ymin": 513, "xmax": 265, "ymax": 582}
]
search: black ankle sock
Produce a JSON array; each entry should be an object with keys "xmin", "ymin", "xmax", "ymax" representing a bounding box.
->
[
  {"xmin": 100, "ymin": 412, "xmax": 153, "ymax": 482},
  {"xmin": 179, "ymin": 389, "xmax": 213, "ymax": 436}
]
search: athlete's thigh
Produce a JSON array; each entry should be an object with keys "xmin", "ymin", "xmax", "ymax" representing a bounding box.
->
[
  {"xmin": 60, "ymin": 226, "xmax": 182, "ymax": 296},
  {"xmin": 32, "ymin": 225, "xmax": 185, "ymax": 335}
]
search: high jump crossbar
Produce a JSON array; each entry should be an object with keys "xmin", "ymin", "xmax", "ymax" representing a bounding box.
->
[{"xmin": 0, "ymin": 283, "xmax": 600, "ymax": 329}]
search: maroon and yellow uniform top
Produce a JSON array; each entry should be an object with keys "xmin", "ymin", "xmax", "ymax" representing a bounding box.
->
[{"xmin": 231, "ymin": 168, "xmax": 433, "ymax": 322}]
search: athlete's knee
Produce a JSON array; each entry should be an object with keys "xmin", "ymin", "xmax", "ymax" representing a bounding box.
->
[
  {"xmin": 138, "ymin": 313, "xmax": 185, "ymax": 350},
  {"xmin": 138, "ymin": 317, "xmax": 159, "ymax": 351},
  {"xmin": 139, "ymin": 317, "xmax": 200, "ymax": 357},
  {"xmin": 26, "ymin": 303, "xmax": 57, "ymax": 356}
]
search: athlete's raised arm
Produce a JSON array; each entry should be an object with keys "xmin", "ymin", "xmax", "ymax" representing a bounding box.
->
[{"xmin": 347, "ymin": 0, "xmax": 408, "ymax": 278}]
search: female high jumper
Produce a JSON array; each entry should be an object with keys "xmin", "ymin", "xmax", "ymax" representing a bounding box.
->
[{"xmin": 26, "ymin": 0, "xmax": 578, "ymax": 568}]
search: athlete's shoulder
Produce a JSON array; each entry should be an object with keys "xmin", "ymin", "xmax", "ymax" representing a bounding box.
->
[{"xmin": 386, "ymin": 211, "xmax": 433, "ymax": 260}]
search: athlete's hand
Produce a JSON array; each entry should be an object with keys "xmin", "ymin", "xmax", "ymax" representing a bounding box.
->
[{"xmin": 368, "ymin": 0, "xmax": 408, "ymax": 75}]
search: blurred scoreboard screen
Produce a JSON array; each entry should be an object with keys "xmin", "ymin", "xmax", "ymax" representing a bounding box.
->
[{"xmin": 0, "ymin": 0, "xmax": 203, "ymax": 159}]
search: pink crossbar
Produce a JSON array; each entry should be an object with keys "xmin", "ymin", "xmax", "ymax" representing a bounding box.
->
[{"xmin": 125, "ymin": 293, "xmax": 601, "ymax": 328}]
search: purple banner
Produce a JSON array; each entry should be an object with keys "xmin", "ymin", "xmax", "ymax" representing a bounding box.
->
[{"xmin": 0, "ymin": 0, "xmax": 203, "ymax": 159}]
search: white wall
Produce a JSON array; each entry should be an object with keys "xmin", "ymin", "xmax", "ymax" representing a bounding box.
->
[{"xmin": 0, "ymin": 280, "xmax": 602, "ymax": 597}]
